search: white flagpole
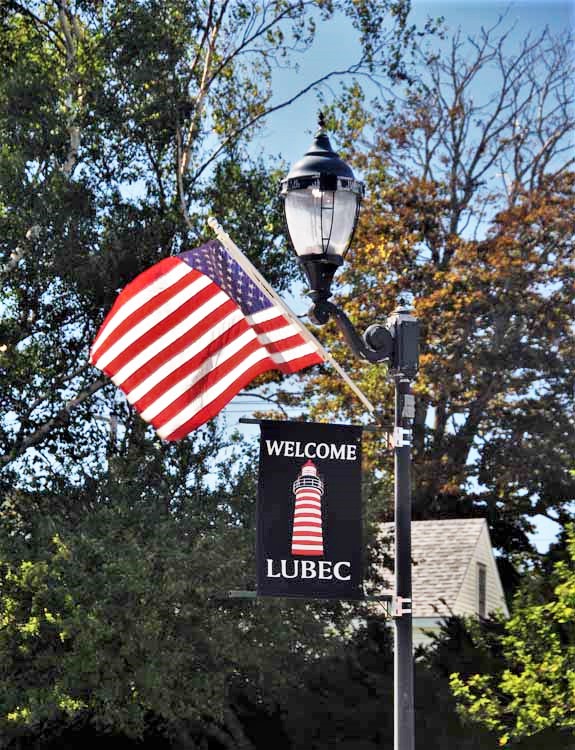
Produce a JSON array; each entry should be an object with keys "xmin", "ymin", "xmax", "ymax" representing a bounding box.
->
[{"xmin": 207, "ymin": 217, "xmax": 375, "ymax": 415}]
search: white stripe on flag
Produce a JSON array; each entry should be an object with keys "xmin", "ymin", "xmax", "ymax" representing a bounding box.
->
[
  {"xmin": 112, "ymin": 290, "xmax": 233, "ymax": 386},
  {"xmin": 155, "ymin": 347, "xmax": 271, "ymax": 438},
  {"xmin": 91, "ymin": 263, "xmax": 193, "ymax": 355},
  {"xmin": 270, "ymin": 341, "xmax": 317, "ymax": 365},
  {"xmin": 255, "ymin": 323, "xmax": 303, "ymax": 346},
  {"xmin": 246, "ymin": 306, "xmax": 285, "ymax": 325},
  {"xmin": 94, "ymin": 275, "xmax": 212, "ymax": 371},
  {"xmin": 292, "ymin": 544, "xmax": 324, "ymax": 551}
]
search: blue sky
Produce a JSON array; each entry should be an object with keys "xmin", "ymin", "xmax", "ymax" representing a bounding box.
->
[{"xmin": 259, "ymin": 0, "xmax": 573, "ymax": 165}]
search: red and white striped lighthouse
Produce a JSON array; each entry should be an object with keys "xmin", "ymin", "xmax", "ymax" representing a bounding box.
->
[{"xmin": 291, "ymin": 460, "xmax": 324, "ymax": 556}]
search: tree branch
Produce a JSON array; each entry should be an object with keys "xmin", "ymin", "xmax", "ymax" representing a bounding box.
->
[
  {"xmin": 189, "ymin": 61, "xmax": 369, "ymax": 188},
  {"xmin": 5, "ymin": 0, "xmax": 66, "ymax": 51},
  {"xmin": 1, "ymin": 377, "xmax": 107, "ymax": 468}
]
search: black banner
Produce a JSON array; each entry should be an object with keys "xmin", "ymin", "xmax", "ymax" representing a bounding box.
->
[{"xmin": 256, "ymin": 420, "xmax": 363, "ymax": 599}]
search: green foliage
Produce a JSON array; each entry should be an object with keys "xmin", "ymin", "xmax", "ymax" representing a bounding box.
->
[
  {"xmin": 280, "ymin": 619, "xmax": 396, "ymax": 749},
  {"xmin": 199, "ymin": 154, "xmax": 293, "ymax": 291},
  {"xmin": 279, "ymin": 616, "xmax": 501, "ymax": 749},
  {"xmin": 0, "ymin": 446, "xmax": 350, "ymax": 747},
  {"xmin": 450, "ymin": 526, "xmax": 575, "ymax": 745}
]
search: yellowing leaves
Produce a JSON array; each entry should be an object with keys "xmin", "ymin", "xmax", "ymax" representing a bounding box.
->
[
  {"xmin": 6, "ymin": 706, "xmax": 32, "ymax": 724},
  {"xmin": 57, "ymin": 694, "xmax": 87, "ymax": 715},
  {"xmin": 450, "ymin": 526, "xmax": 575, "ymax": 743},
  {"xmin": 19, "ymin": 615, "xmax": 40, "ymax": 637}
]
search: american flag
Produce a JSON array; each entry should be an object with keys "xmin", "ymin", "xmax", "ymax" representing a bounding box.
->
[{"xmin": 89, "ymin": 240, "xmax": 324, "ymax": 440}]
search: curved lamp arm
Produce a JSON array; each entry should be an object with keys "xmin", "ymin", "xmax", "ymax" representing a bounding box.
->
[{"xmin": 308, "ymin": 300, "xmax": 394, "ymax": 364}]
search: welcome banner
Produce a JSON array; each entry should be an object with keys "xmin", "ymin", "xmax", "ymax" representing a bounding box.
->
[{"xmin": 256, "ymin": 420, "xmax": 363, "ymax": 599}]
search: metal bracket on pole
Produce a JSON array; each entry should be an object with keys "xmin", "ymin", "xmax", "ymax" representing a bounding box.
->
[
  {"xmin": 227, "ymin": 590, "xmax": 258, "ymax": 599},
  {"xmin": 219, "ymin": 592, "xmax": 396, "ymax": 608},
  {"xmin": 393, "ymin": 427, "xmax": 412, "ymax": 448},
  {"xmin": 393, "ymin": 596, "xmax": 412, "ymax": 618},
  {"xmin": 401, "ymin": 394, "xmax": 415, "ymax": 420}
]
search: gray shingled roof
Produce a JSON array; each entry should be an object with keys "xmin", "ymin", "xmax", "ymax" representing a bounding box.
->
[{"xmin": 377, "ymin": 518, "xmax": 486, "ymax": 618}]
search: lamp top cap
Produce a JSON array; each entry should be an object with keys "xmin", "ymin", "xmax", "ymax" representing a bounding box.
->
[{"xmin": 285, "ymin": 112, "xmax": 355, "ymax": 181}]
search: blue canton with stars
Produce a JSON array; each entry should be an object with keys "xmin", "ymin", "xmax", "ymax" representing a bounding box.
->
[{"xmin": 179, "ymin": 240, "xmax": 273, "ymax": 317}]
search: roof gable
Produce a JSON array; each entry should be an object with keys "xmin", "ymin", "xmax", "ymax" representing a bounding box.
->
[
  {"xmin": 377, "ymin": 518, "xmax": 486, "ymax": 618},
  {"xmin": 454, "ymin": 522, "xmax": 509, "ymax": 618}
]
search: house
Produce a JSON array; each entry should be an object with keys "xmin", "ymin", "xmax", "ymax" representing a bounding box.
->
[{"xmin": 377, "ymin": 518, "xmax": 509, "ymax": 648}]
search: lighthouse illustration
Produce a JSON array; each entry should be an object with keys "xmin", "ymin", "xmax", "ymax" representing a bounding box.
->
[{"xmin": 291, "ymin": 460, "xmax": 325, "ymax": 556}]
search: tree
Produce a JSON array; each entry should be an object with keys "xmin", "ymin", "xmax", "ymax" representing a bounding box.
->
[
  {"xmin": 280, "ymin": 614, "xmax": 524, "ymax": 749},
  {"xmin": 0, "ymin": 0, "xmax": 418, "ymax": 475},
  {"xmin": 450, "ymin": 525, "xmax": 575, "ymax": 746},
  {"xmin": 295, "ymin": 22, "xmax": 575, "ymax": 555},
  {"xmin": 0, "ymin": 444, "xmax": 360, "ymax": 749},
  {"xmin": 1, "ymin": 3, "xmax": 427, "ymax": 744}
]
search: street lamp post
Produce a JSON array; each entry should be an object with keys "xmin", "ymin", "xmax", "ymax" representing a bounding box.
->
[{"xmin": 280, "ymin": 114, "xmax": 419, "ymax": 750}]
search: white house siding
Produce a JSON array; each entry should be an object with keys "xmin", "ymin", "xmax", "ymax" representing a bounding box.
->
[
  {"xmin": 412, "ymin": 618, "xmax": 445, "ymax": 649},
  {"xmin": 377, "ymin": 518, "xmax": 490, "ymax": 618},
  {"xmin": 454, "ymin": 523, "xmax": 509, "ymax": 618}
]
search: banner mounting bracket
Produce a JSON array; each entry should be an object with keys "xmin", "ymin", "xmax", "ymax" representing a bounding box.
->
[{"xmin": 220, "ymin": 591, "xmax": 396, "ymax": 613}]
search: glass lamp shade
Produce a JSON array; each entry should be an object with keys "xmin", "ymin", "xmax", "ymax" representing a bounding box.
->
[
  {"xmin": 284, "ymin": 184, "xmax": 360, "ymax": 258},
  {"xmin": 280, "ymin": 121, "xmax": 364, "ymax": 267}
]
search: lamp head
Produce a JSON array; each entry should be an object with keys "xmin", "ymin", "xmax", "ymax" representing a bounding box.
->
[{"xmin": 280, "ymin": 113, "xmax": 364, "ymax": 304}]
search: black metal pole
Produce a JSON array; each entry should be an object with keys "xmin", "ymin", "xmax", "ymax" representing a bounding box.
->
[
  {"xmin": 394, "ymin": 375, "xmax": 414, "ymax": 750},
  {"xmin": 327, "ymin": 297, "xmax": 418, "ymax": 750}
]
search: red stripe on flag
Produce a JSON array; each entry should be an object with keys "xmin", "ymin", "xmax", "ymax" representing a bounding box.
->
[
  {"xmin": 252, "ymin": 315, "xmax": 292, "ymax": 334},
  {"xmin": 91, "ymin": 268, "xmax": 204, "ymax": 364},
  {"xmin": 274, "ymin": 352, "xmax": 323, "ymax": 374},
  {"xmin": 260, "ymin": 333, "xmax": 308, "ymax": 355},
  {"xmin": 162, "ymin": 355, "xmax": 278, "ymax": 439},
  {"xmin": 113, "ymin": 297, "xmax": 237, "ymax": 392},
  {"xmin": 131, "ymin": 318, "xmax": 252, "ymax": 414}
]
